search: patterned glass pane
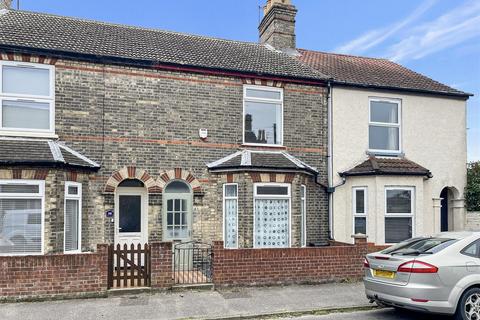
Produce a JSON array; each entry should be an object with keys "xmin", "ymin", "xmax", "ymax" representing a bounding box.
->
[
  {"xmin": 224, "ymin": 199, "xmax": 237, "ymax": 248},
  {"xmin": 255, "ymin": 199, "xmax": 289, "ymax": 248}
]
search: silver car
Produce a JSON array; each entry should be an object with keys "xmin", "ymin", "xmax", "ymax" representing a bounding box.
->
[{"xmin": 364, "ymin": 232, "xmax": 480, "ymax": 320}]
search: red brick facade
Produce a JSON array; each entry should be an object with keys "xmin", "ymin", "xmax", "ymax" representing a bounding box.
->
[
  {"xmin": 212, "ymin": 237, "xmax": 368, "ymax": 286},
  {"xmin": 150, "ymin": 242, "xmax": 174, "ymax": 288},
  {"xmin": 0, "ymin": 244, "xmax": 108, "ymax": 301}
]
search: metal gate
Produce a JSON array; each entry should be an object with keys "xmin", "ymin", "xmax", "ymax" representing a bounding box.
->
[
  {"xmin": 108, "ymin": 243, "xmax": 151, "ymax": 289},
  {"xmin": 173, "ymin": 241, "xmax": 212, "ymax": 285}
]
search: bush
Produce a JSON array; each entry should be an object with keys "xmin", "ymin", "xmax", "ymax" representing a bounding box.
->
[{"xmin": 466, "ymin": 161, "xmax": 480, "ymax": 211}]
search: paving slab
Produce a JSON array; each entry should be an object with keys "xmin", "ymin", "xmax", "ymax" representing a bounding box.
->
[{"xmin": 0, "ymin": 282, "xmax": 370, "ymax": 320}]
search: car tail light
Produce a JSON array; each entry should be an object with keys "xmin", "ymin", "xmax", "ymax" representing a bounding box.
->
[
  {"xmin": 398, "ymin": 261, "xmax": 438, "ymax": 273},
  {"xmin": 374, "ymin": 256, "xmax": 390, "ymax": 260},
  {"xmin": 364, "ymin": 257, "xmax": 370, "ymax": 268}
]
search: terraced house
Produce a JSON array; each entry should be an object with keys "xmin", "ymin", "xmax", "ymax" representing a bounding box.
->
[
  {"xmin": 0, "ymin": 0, "xmax": 471, "ymax": 299},
  {"xmin": 0, "ymin": 0, "xmax": 331, "ymax": 259}
]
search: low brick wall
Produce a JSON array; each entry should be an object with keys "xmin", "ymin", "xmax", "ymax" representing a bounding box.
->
[
  {"xmin": 0, "ymin": 244, "xmax": 108, "ymax": 301},
  {"xmin": 212, "ymin": 238, "xmax": 368, "ymax": 286},
  {"xmin": 150, "ymin": 242, "xmax": 174, "ymax": 288}
]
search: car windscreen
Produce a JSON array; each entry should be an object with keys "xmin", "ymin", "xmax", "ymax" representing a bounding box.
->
[{"xmin": 382, "ymin": 237, "xmax": 458, "ymax": 256}]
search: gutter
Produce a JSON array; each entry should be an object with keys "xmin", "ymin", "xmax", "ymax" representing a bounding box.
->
[
  {"xmin": 0, "ymin": 45, "xmax": 329, "ymax": 87},
  {"xmin": 0, "ymin": 160, "xmax": 101, "ymax": 171},
  {"xmin": 332, "ymin": 81, "xmax": 472, "ymax": 99}
]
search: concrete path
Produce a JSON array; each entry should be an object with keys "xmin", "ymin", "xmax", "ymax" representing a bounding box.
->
[{"xmin": 0, "ymin": 282, "xmax": 370, "ymax": 320}]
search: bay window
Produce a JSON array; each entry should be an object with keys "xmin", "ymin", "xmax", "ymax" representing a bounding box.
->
[
  {"xmin": 0, "ymin": 180, "xmax": 44, "ymax": 255},
  {"xmin": 385, "ymin": 187, "xmax": 414, "ymax": 243},
  {"xmin": 353, "ymin": 187, "xmax": 367, "ymax": 235},
  {"xmin": 0, "ymin": 61, "xmax": 55, "ymax": 134},
  {"xmin": 254, "ymin": 183, "xmax": 290, "ymax": 248},
  {"xmin": 223, "ymin": 183, "xmax": 238, "ymax": 249},
  {"xmin": 243, "ymin": 86, "xmax": 283, "ymax": 146},
  {"xmin": 64, "ymin": 182, "xmax": 82, "ymax": 253},
  {"xmin": 369, "ymin": 98, "xmax": 401, "ymax": 153}
]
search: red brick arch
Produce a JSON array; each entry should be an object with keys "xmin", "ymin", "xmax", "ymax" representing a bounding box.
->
[
  {"xmin": 158, "ymin": 168, "xmax": 202, "ymax": 193},
  {"xmin": 104, "ymin": 166, "xmax": 160, "ymax": 194}
]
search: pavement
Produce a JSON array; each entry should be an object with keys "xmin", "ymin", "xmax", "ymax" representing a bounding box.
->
[{"xmin": 0, "ymin": 282, "xmax": 372, "ymax": 320}]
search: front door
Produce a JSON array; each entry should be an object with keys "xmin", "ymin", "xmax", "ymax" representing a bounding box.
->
[
  {"xmin": 440, "ymin": 188, "xmax": 449, "ymax": 232},
  {"xmin": 115, "ymin": 187, "xmax": 148, "ymax": 253}
]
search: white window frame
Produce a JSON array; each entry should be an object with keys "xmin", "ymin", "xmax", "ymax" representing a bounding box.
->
[
  {"xmin": 352, "ymin": 187, "xmax": 367, "ymax": 235},
  {"xmin": 253, "ymin": 183, "xmax": 291, "ymax": 248},
  {"xmin": 300, "ymin": 184, "xmax": 306, "ymax": 247},
  {"xmin": 64, "ymin": 181, "xmax": 82, "ymax": 254},
  {"xmin": 384, "ymin": 186, "xmax": 415, "ymax": 244},
  {"xmin": 0, "ymin": 60, "xmax": 55, "ymax": 137},
  {"xmin": 0, "ymin": 179, "xmax": 45, "ymax": 256},
  {"xmin": 243, "ymin": 85, "xmax": 284, "ymax": 147},
  {"xmin": 223, "ymin": 183, "xmax": 238, "ymax": 249},
  {"xmin": 368, "ymin": 97, "xmax": 401, "ymax": 154}
]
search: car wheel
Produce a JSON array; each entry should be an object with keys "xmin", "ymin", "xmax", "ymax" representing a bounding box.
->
[{"xmin": 456, "ymin": 287, "xmax": 480, "ymax": 320}]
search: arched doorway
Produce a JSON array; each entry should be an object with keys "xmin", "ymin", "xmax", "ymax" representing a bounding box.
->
[
  {"xmin": 114, "ymin": 179, "xmax": 148, "ymax": 247},
  {"xmin": 440, "ymin": 187, "xmax": 459, "ymax": 232}
]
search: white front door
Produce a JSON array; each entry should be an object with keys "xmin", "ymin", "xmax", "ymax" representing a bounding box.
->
[{"xmin": 115, "ymin": 187, "xmax": 148, "ymax": 249}]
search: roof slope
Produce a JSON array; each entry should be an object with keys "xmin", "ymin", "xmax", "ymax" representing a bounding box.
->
[
  {"xmin": 340, "ymin": 156, "xmax": 431, "ymax": 178},
  {"xmin": 0, "ymin": 138, "xmax": 100, "ymax": 170},
  {"xmin": 298, "ymin": 49, "xmax": 470, "ymax": 97},
  {"xmin": 0, "ymin": 10, "xmax": 326, "ymax": 81}
]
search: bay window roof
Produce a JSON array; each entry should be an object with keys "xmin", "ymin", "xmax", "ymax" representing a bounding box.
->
[
  {"xmin": 207, "ymin": 150, "xmax": 318, "ymax": 175},
  {"xmin": 0, "ymin": 137, "xmax": 100, "ymax": 170},
  {"xmin": 340, "ymin": 156, "xmax": 431, "ymax": 178}
]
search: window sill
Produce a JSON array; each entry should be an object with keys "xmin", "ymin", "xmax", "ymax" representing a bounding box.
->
[
  {"xmin": 0, "ymin": 131, "xmax": 58, "ymax": 139},
  {"xmin": 241, "ymin": 143, "xmax": 286, "ymax": 150},
  {"xmin": 367, "ymin": 150, "xmax": 404, "ymax": 157}
]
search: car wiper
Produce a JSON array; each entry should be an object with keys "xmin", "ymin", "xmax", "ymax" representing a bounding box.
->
[{"xmin": 392, "ymin": 249, "xmax": 434, "ymax": 256}]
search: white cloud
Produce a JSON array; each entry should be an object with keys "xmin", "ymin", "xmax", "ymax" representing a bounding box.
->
[
  {"xmin": 387, "ymin": 0, "xmax": 480, "ymax": 62},
  {"xmin": 335, "ymin": 0, "xmax": 436, "ymax": 55}
]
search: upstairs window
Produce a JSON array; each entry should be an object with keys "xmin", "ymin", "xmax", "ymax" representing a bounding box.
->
[
  {"xmin": 243, "ymin": 86, "xmax": 283, "ymax": 146},
  {"xmin": 0, "ymin": 61, "xmax": 55, "ymax": 134},
  {"xmin": 369, "ymin": 98, "xmax": 401, "ymax": 153}
]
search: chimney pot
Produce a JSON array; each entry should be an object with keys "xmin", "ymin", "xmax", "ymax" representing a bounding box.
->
[{"xmin": 0, "ymin": 0, "xmax": 12, "ymax": 10}]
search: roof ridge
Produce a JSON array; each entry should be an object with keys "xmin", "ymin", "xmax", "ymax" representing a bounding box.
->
[
  {"xmin": 5, "ymin": 9, "xmax": 263, "ymax": 47},
  {"xmin": 298, "ymin": 48, "xmax": 390, "ymax": 62}
]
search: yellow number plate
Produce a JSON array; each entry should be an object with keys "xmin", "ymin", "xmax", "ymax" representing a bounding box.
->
[{"xmin": 373, "ymin": 269, "xmax": 396, "ymax": 279}]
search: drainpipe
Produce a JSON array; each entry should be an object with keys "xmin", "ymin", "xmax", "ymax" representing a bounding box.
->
[{"xmin": 327, "ymin": 81, "xmax": 334, "ymax": 240}]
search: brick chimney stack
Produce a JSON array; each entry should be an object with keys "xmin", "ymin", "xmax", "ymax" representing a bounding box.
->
[
  {"xmin": 0, "ymin": 0, "xmax": 12, "ymax": 10},
  {"xmin": 259, "ymin": 0, "xmax": 297, "ymax": 54}
]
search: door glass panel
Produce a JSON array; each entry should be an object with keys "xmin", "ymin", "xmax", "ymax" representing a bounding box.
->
[
  {"xmin": 119, "ymin": 195, "xmax": 141, "ymax": 233},
  {"xmin": 166, "ymin": 196, "xmax": 190, "ymax": 239}
]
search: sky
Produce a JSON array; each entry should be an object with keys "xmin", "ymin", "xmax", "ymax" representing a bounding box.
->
[{"xmin": 17, "ymin": 0, "xmax": 480, "ymax": 161}]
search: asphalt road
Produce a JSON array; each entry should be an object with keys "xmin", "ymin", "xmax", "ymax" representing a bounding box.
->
[{"xmin": 288, "ymin": 308, "xmax": 454, "ymax": 320}]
